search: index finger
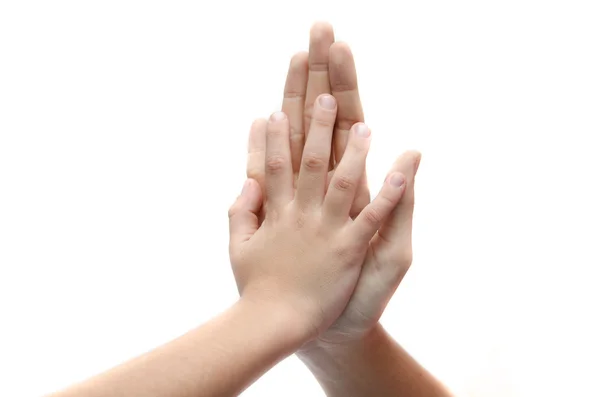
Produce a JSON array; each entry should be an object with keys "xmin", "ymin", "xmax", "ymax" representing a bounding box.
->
[
  {"xmin": 246, "ymin": 118, "xmax": 267, "ymax": 195},
  {"xmin": 329, "ymin": 42, "xmax": 365, "ymax": 165},
  {"xmin": 282, "ymin": 52, "xmax": 309, "ymax": 174}
]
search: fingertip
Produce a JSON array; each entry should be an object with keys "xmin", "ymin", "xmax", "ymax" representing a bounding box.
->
[
  {"xmin": 230, "ymin": 179, "xmax": 261, "ymax": 245},
  {"xmin": 344, "ymin": 123, "xmax": 370, "ymax": 155},
  {"xmin": 414, "ymin": 151, "xmax": 422, "ymax": 173},
  {"xmin": 251, "ymin": 118, "xmax": 268, "ymax": 130},
  {"xmin": 329, "ymin": 41, "xmax": 353, "ymax": 63},
  {"xmin": 290, "ymin": 51, "xmax": 309, "ymax": 69},
  {"xmin": 318, "ymin": 94, "xmax": 337, "ymax": 110},
  {"xmin": 405, "ymin": 150, "xmax": 422, "ymax": 177},
  {"xmin": 406, "ymin": 149, "xmax": 422, "ymax": 161},
  {"xmin": 269, "ymin": 111, "xmax": 287, "ymax": 122},
  {"xmin": 245, "ymin": 177, "xmax": 260, "ymax": 190},
  {"xmin": 309, "ymin": 22, "xmax": 335, "ymax": 71},
  {"xmin": 328, "ymin": 43, "xmax": 358, "ymax": 93},
  {"xmin": 352, "ymin": 122, "xmax": 371, "ymax": 139},
  {"xmin": 392, "ymin": 150, "xmax": 422, "ymax": 179},
  {"xmin": 248, "ymin": 118, "xmax": 267, "ymax": 149},
  {"xmin": 310, "ymin": 21, "xmax": 334, "ymax": 40},
  {"xmin": 242, "ymin": 178, "xmax": 263, "ymax": 209},
  {"xmin": 284, "ymin": 53, "xmax": 309, "ymax": 100}
]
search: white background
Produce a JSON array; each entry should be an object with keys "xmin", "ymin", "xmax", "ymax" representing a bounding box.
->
[{"xmin": 1, "ymin": 1, "xmax": 599, "ymax": 396}]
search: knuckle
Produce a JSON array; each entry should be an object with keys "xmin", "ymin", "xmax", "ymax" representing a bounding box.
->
[
  {"xmin": 347, "ymin": 139, "xmax": 368, "ymax": 155},
  {"xmin": 284, "ymin": 89, "xmax": 304, "ymax": 99},
  {"xmin": 363, "ymin": 207, "xmax": 383, "ymax": 226},
  {"xmin": 265, "ymin": 154, "xmax": 287, "ymax": 174},
  {"xmin": 295, "ymin": 212, "xmax": 307, "ymax": 230},
  {"xmin": 292, "ymin": 206, "xmax": 311, "ymax": 230},
  {"xmin": 377, "ymin": 191, "xmax": 397, "ymax": 208},
  {"xmin": 265, "ymin": 206, "xmax": 281, "ymax": 222},
  {"xmin": 333, "ymin": 244, "xmax": 352, "ymax": 261},
  {"xmin": 330, "ymin": 78, "xmax": 351, "ymax": 92},
  {"xmin": 335, "ymin": 240, "xmax": 364, "ymax": 265},
  {"xmin": 290, "ymin": 133, "xmax": 304, "ymax": 144},
  {"xmin": 289, "ymin": 125, "xmax": 304, "ymax": 140},
  {"xmin": 311, "ymin": 117, "xmax": 334, "ymax": 129},
  {"xmin": 302, "ymin": 153, "xmax": 328, "ymax": 172},
  {"xmin": 267, "ymin": 124, "xmax": 284, "ymax": 137},
  {"xmin": 333, "ymin": 175, "xmax": 355, "ymax": 192},
  {"xmin": 309, "ymin": 61, "xmax": 328, "ymax": 71}
]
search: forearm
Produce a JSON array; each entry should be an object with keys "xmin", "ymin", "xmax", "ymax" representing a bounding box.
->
[
  {"xmin": 298, "ymin": 323, "xmax": 453, "ymax": 397},
  {"xmin": 52, "ymin": 299, "xmax": 305, "ymax": 397}
]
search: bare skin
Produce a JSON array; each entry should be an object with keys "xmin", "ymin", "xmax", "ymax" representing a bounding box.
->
[
  {"xmin": 47, "ymin": 22, "xmax": 451, "ymax": 397},
  {"xmin": 50, "ymin": 94, "xmax": 408, "ymax": 397},
  {"xmin": 230, "ymin": 101, "xmax": 408, "ymax": 337},
  {"xmin": 246, "ymin": 22, "xmax": 453, "ymax": 397},
  {"xmin": 247, "ymin": 21, "xmax": 421, "ymax": 349}
]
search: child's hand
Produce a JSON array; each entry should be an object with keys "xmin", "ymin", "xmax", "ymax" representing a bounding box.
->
[
  {"xmin": 229, "ymin": 95, "xmax": 407, "ymax": 341},
  {"xmin": 246, "ymin": 22, "xmax": 370, "ymax": 220}
]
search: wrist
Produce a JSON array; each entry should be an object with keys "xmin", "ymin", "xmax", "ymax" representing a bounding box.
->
[
  {"xmin": 297, "ymin": 322, "xmax": 388, "ymax": 364},
  {"xmin": 295, "ymin": 325, "xmax": 390, "ymax": 394},
  {"xmin": 297, "ymin": 322, "xmax": 453, "ymax": 397},
  {"xmin": 236, "ymin": 296, "xmax": 314, "ymax": 351}
]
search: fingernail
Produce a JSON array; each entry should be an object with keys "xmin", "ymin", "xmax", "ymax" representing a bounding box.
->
[
  {"xmin": 271, "ymin": 111, "xmax": 286, "ymax": 121},
  {"xmin": 388, "ymin": 173, "xmax": 405, "ymax": 187},
  {"xmin": 354, "ymin": 123, "xmax": 370, "ymax": 138},
  {"xmin": 319, "ymin": 94, "xmax": 336, "ymax": 109}
]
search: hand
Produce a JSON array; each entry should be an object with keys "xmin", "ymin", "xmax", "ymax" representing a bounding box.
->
[
  {"xmin": 310, "ymin": 151, "xmax": 420, "ymax": 346},
  {"xmin": 230, "ymin": 98, "xmax": 408, "ymax": 342},
  {"xmin": 245, "ymin": 23, "xmax": 421, "ymax": 349},
  {"xmin": 246, "ymin": 22, "xmax": 370, "ymax": 220}
]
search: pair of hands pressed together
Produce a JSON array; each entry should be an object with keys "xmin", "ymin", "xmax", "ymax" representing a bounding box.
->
[
  {"xmin": 229, "ymin": 22, "xmax": 421, "ymax": 351},
  {"xmin": 51, "ymin": 22, "xmax": 451, "ymax": 397}
]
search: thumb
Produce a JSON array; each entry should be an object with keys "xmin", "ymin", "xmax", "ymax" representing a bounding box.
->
[
  {"xmin": 377, "ymin": 150, "xmax": 421, "ymax": 252},
  {"xmin": 228, "ymin": 179, "xmax": 262, "ymax": 248}
]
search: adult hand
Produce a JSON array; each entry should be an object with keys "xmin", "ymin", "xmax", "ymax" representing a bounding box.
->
[{"xmin": 247, "ymin": 22, "xmax": 370, "ymax": 219}]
